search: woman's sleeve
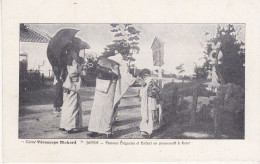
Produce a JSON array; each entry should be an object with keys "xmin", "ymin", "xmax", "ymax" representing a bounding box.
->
[
  {"xmin": 147, "ymin": 80, "xmax": 161, "ymax": 102},
  {"xmin": 147, "ymin": 80, "xmax": 157, "ymax": 98}
]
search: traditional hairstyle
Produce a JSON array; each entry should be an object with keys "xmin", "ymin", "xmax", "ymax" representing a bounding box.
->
[{"xmin": 139, "ymin": 68, "xmax": 151, "ymax": 78}]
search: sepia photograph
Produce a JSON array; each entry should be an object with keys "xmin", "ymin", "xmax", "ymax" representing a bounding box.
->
[
  {"xmin": 19, "ymin": 23, "xmax": 245, "ymax": 139},
  {"xmin": 3, "ymin": 0, "xmax": 260, "ymax": 162}
]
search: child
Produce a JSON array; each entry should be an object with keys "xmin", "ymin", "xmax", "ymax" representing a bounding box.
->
[
  {"xmin": 139, "ymin": 69, "xmax": 161, "ymax": 137},
  {"xmin": 59, "ymin": 59, "xmax": 83, "ymax": 133}
]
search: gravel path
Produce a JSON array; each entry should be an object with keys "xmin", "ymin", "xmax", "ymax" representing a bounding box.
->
[{"xmin": 19, "ymin": 86, "xmax": 145, "ymax": 139}]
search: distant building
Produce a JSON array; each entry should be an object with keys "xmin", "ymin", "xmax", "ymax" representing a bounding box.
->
[{"xmin": 19, "ymin": 24, "xmax": 52, "ymax": 76}]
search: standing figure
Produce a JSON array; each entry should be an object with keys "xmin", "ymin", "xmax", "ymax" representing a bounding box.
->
[
  {"xmin": 59, "ymin": 59, "xmax": 83, "ymax": 133},
  {"xmin": 139, "ymin": 69, "xmax": 161, "ymax": 137},
  {"xmin": 47, "ymin": 29, "xmax": 90, "ymax": 114},
  {"xmin": 88, "ymin": 52, "xmax": 135, "ymax": 138},
  {"xmin": 41, "ymin": 73, "xmax": 45, "ymax": 85}
]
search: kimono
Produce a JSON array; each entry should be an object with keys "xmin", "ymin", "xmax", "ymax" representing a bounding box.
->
[
  {"xmin": 140, "ymin": 77, "xmax": 161, "ymax": 134},
  {"xmin": 88, "ymin": 55, "xmax": 135, "ymax": 134},
  {"xmin": 88, "ymin": 78, "xmax": 117, "ymax": 134},
  {"xmin": 60, "ymin": 60, "xmax": 82, "ymax": 131}
]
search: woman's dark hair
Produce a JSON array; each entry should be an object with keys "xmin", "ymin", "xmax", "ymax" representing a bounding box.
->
[{"xmin": 139, "ymin": 68, "xmax": 151, "ymax": 77}]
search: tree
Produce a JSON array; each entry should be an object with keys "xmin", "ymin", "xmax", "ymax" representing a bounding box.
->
[
  {"xmin": 194, "ymin": 65, "xmax": 207, "ymax": 80},
  {"xmin": 182, "ymin": 75, "xmax": 191, "ymax": 81},
  {"xmin": 203, "ymin": 24, "xmax": 245, "ymax": 86},
  {"xmin": 19, "ymin": 59, "xmax": 28, "ymax": 81},
  {"xmin": 194, "ymin": 59, "xmax": 210, "ymax": 80},
  {"xmin": 176, "ymin": 64, "xmax": 185, "ymax": 78},
  {"xmin": 20, "ymin": 23, "xmax": 30, "ymax": 34},
  {"xmin": 103, "ymin": 24, "xmax": 141, "ymax": 65}
]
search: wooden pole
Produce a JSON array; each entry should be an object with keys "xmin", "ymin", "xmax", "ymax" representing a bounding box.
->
[
  {"xmin": 158, "ymin": 66, "xmax": 163, "ymax": 89},
  {"xmin": 190, "ymin": 84, "xmax": 199, "ymax": 125},
  {"xmin": 214, "ymin": 95, "xmax": 223, "ymax": 139}
]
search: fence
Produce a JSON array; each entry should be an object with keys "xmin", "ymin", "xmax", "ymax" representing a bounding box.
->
[{"xmin": 161, "ymin": 78, "xmax": 244, "ymax": 138}]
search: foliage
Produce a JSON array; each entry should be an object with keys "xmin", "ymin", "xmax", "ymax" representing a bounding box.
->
[
  {"xmin": 194, "ymin": 60, "xmax": 210, "ymax": 80},
  {"xmin": 161, "ymin": 82, "xmax": 179, "ymax": 123},
  {"xmin": 103, "ymin": 24, "xmax": 141, "ymax": 63},
  {"xmin": 20, "ymin": 23, "xmax": 28, "ymax": 33},
  {"xmin": 20, "ymin": 70, "xmax": 42, "ymax": 92},
  {"xmin": 175, "ymin": 63, "xmax": 185, "ymax": 77},
  {"xmin": 203, "ymin": 24, "xmax": 245, "ymax": 86},
  {"xmin": 207, "ymin": 83, "xmax": 245, "ymax": 137},
  {"xmin": 182, "ymin": 75, "xmax": 192, "ymax": 81},
  {"xmin": 19, "ymin": 58, "xmax": 44, "ymax": 92},
  {"xmin": 19, "ymin": 60, "xmax": 28, "ymax": 80},
  {"xmin": 163, "ymin": 73, "xmax": 177, "ymax": 78}
]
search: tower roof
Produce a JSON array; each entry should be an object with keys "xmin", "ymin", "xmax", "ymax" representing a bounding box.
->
[{"xmin": 151, "ymin": 37, "xmax": 165, "ymax": 49}]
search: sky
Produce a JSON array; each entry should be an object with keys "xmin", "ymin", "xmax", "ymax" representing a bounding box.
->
[{"xmin": 29, "ymin": 23, "xmax": 245, "ymax": 75}]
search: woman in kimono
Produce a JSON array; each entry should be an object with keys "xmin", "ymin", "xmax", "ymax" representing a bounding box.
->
[
  {"xmin": 139, "ymin": 69, "xmax": 161, "ymax": 137},
  {"xmin": 59, "ymin": 58, "xmax": 83, "ymax": 133},
  {"xmin": 88, "ymin": 52, "xmax": 135, "ymax": 138}
]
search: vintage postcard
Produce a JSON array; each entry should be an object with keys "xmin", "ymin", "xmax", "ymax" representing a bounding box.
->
[{"xmin": 2, "ymin": 0, "xmax": 260, "ymax": 163}]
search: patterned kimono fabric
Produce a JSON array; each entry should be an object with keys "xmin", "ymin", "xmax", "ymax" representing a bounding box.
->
[
  {"xmin": 140, "ymin": 77, "xmax": 160, "ymax": 134},
  {"xmin": 60, "ymin": 60, "xmax": 82, "ymax": 130}
]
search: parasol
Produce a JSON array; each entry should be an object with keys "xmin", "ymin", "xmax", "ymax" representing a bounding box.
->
[
  {"xmin": 71, "ymin": 37, "xmax": 91, "ymax": 51},
  {"xmin": 47, "ymin": 29, "xmax": 90, "ymax": 80},
  {"xmin": 47, "ymin": 29, "xmax": 80, "ymax": 59}
]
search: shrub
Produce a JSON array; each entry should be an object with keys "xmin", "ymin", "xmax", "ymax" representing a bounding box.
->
[{"xmin": 161, "ymin": 82, "xmax": 179, "ymax": 123}]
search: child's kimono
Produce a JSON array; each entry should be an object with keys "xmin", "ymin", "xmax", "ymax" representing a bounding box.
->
[
  {"xmin": 140, "ymin": 77, "xmax": 160, "ymax": 134},
  {"xmin": 60, "ymin": 60, "xmax": 82, "ymax": 131}
]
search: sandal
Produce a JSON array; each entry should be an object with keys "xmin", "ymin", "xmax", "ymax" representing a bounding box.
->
[{"xmin": 67, "ymin": 128, "xmax": 81, "ymax": 134}]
